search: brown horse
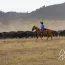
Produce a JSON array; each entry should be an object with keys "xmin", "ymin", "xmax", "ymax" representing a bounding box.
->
[{"xmin": 32, "ymin": 25, "xmax": 53, "ymax": 40}]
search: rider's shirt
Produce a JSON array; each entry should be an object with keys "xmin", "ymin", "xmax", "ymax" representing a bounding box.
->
[{"xmin": 41, "ymin": 24, "xmax": 44, "ymax": 29}]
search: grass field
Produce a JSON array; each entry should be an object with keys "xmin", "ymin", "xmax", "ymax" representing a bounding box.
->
[{"xmin": 0, "ymin": 37, "xmax": 65, "ymax": 65}]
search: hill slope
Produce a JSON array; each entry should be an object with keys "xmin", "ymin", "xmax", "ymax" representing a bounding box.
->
[{"xmin": 0, "ymin": 3, "xmax": 65, "ymax": 20}]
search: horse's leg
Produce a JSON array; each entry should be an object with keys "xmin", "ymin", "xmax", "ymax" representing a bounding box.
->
[
  {"xmin": 48, "ymin": 34, "xmax": 52, "ymax": 40},
  {"xmin": 47, "ymin": 36, "xmax": 49, "ymax": 40},
  {"xmin": 36, "ymin": 35, "xmax": 39, "ymax": 41},
  {"xmin": 40, "ymin": 32, "xmax": 43, "ymax": 40},
  {"xmin": 51, "ymin": 36, "xmax": 52, "ymax": 40},
  {"xmin": 40, "ymin": 36, "xmax": 43, "ymax": 40}
]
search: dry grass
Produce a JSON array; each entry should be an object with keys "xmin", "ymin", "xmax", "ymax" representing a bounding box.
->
[{"xmin": 0, "ymin": 37, "xmax": 65, "ymax": 65}]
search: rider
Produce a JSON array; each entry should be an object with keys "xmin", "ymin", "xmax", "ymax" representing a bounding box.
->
[
  {"xmin": 40, "ymin": 21, "xmax": 45, "ymax": 35},
  {"xmin": 40, "ymin": 21, "xmax": 45, "ymax": 31}
]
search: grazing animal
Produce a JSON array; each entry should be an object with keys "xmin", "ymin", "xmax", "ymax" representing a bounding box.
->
[{"xmin": 32, "ymin": 26, "xmax": 53, "ymax": 40}]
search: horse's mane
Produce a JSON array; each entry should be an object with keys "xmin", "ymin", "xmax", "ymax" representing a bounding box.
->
[{"xmin": 34, "ymin": 26, "xmax": 41, "ymax": 30}]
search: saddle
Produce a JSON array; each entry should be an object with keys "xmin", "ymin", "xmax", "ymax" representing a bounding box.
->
[
  {"xmin": 44, "ymin": 28, "xmax": 47, "ymax": 30},
  {"xmin": 41, "ymin": 28, "xmax": 46, "ymax": 32}
]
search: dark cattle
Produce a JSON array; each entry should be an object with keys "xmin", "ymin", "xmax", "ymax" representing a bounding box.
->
[
  {"xmin": 16, "ymin": 31, "xmax": 25, "ymax": 38},
  {"xmin": 8, "ymin": 31, "xmax": 18, "ymax": 38},
  {"xmin": 24, "ymin": 31, "xmax": 36, "ymax": 38},
  {"xmin": 59, "ymin": 30, "xmax": 65, "ymax": 36},
  {"xmin": 16, "ymin": 31, "xmax": 36, "ymax": 38},
  {"xmin": 0, "ymin": 30, "xmax": 59, "ymax": 39},
  {"xmin": 2, "ymin": 32, "xmax": 9, "ymax": 39},
  {"xmin": 52, "ymin": 31, "xmax": 58, "ymax": 36},
  {"xmin": 0, "ymin": 32, "xmax": 3, "ymax": 39},
  {"xmin": 1, "ymin": 31, "xmax": 36, "ymax": 39}
]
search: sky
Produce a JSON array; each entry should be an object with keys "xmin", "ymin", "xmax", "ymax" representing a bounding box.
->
[{"xmin": 0, "ymin": 0, "xmax": 65, "ymax": 13}]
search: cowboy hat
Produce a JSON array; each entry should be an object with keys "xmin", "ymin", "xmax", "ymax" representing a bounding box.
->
[{"xmin": 40, "ymin": 21, "xmax": 43, "ymax": 24}]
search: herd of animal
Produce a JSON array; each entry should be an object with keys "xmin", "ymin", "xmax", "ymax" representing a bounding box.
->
[{"xmin": 0, "ymin": 29, "xmax": 64, "ymax": 39}]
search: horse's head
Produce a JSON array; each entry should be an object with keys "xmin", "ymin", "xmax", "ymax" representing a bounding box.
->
[{"xmin": 32, "ymin": 25, "xmax": 36, "ymax": 31}]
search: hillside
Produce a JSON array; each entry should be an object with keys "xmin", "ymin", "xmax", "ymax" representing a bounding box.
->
[
  {"xmin": 30, "ymin": 3, "xmax": 65, "ymax": 20},
  {"xmin": 0, "ymin": 3, "xmax": 65, "ymax": 20}
]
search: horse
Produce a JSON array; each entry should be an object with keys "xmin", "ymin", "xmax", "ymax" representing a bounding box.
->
[{"xmin": 32, "ymin": 25, "xmax": 53, "ymax": 40}]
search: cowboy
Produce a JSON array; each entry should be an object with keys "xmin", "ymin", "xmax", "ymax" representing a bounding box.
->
[
  {"xmin": 40, "ymin": 21, "xmax": 45, "ymax": 30},
  {"xmin": 40, "ymin": 22, "xmax": 45, "ymax": 35}
]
